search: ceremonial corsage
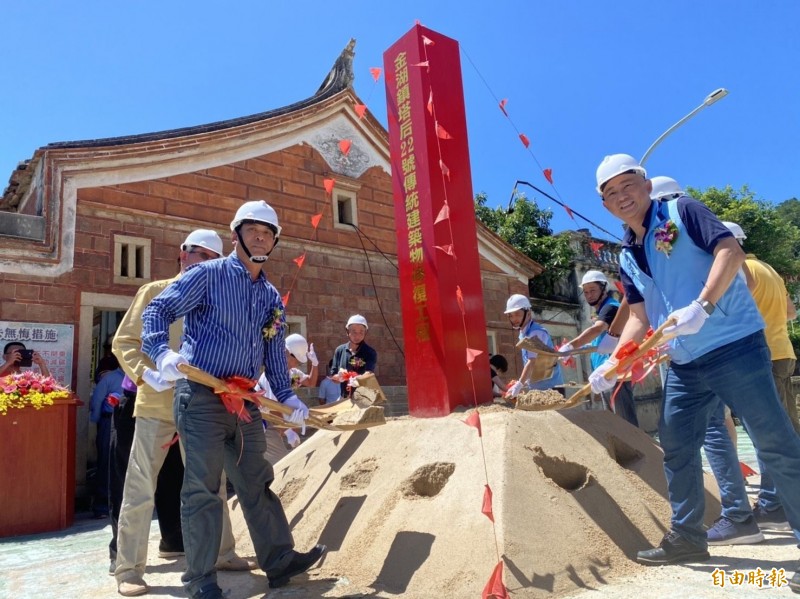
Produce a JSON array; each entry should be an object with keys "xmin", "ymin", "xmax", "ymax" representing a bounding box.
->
[
  {"xmin": 654, "ymin": 220, "xmax": 679, "ymax": 257},
  {"xmin": 262, "ymin": 307, "xmax": 286, "ymax": 341},
  {"xmin": 349, "ymin": 356, "xmax": 366, "ymax": 369}
]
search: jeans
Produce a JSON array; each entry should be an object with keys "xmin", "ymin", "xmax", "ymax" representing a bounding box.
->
[
  {"xmin": 175, "ymin": 380, "xmax": 294, "ymax": 596},
  {"xmin": 660, "ymin": 331, "xmax": 800, "ymax": 547},
  {"xmin": 702, "ymin": 398, "xmax": 751, "ymax": 522}
]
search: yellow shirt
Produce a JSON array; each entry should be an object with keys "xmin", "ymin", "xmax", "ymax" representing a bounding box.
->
[
  {"xmin": 111, "ymin": 276, "xmax": 183, "ymax": 421},
  {"xmin": 745, "ymin": 255, "xmax": 796, "ymax": 361}
]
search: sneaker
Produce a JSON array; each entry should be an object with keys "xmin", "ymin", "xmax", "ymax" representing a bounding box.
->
[
  {"xmin": 109, "ymin": 559, "xmax": 116, "ymax": 575},
  {"xmin": 157, "ymin": 549, "xmax": 185, "ymax": 558},
  {"xmin": 118, "ymin": 576, "xmax": 148, "ymax": 597},
  {"xmin": 190, "ymin": 582, "xmax": 225, "ymax": 599},
  {"xmin": 267, "ymin": 544, "xmax": 326, "ymax": 588},
  {"xmin": 752, "ymin": 503, "xmax": 791, "ymax": 531},
  {"xmin": 789, "ymin": 567, "xmax": 799, "ymax": 594},
  {"xmin": 707, "ymin": 516, "xmax": 765, "ymax": 545},
  {"xmin": 636, "ymin": 531, "xmax": 710, "ymax": 566}
]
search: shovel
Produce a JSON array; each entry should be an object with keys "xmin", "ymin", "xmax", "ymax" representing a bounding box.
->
[{"xmin": 516, "ymin": 336, "xmax": 597, "ymax": 358}]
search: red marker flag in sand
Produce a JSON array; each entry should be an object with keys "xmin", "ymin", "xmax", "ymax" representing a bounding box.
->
[
  {"xmin": 465, "ymin": 347, "xmax": 483, "ymax": 370},
  {"xmin": 543, "ymin": 168, "xmax": 553, "ymax": 184},
  {"xmin": 519, "ymin": 133, "xmax": 530, "ymax": 149},
  {"xmin": 427, "ymin": 90, "xmax": 434, "ymax": 115},
  {"xmin": 482, "ymin": 561, "xmax": 508, "ymax": 599},
  {"xmin": 338, "ymin": 139, "xmax": 352, "ymax": 156},
  {"xmin": 422, "ymin": 35, "xmax": 435, "ymax": 46},
  {"xmin": 354, "ymin": 103, "xmax": 367, "ymax": 119},
  {"xmin": 293, "ymin": 253, "xmax": 306, "ymax": 269},
  {"xmin": 439, "ymin": 159, "xmax": 450, "ymax": 180},
  {"xmin": 564, "ymin": 205, "xmax": 575, "ymax": 220},
  {"xmin": 615, "ymin": 280, "xmax": 625, "ymax": 295},
  {"xmin": 434, "ymin": 202, "xmax": 449, "ymax": 224},
  {"xmin": 311, "ymin": 213, "xmax": 323, "ymax": 229},
  {"xmin": 456, "ymin": 285, "xmax": 465, "ymax": 315},
  {"xmin": 436, "ymin": 122, "xmax": 453, "ymax": 140},
  {"xmin": 281, "ymin": 292, "xmax": 290, "ymax": 307},
  {"xmin": 465, "ymin": 410, "xmax": 482, "ymax": 437},
  {"xmin": 369, "ymin": 67, "xmax": 382, "ymax": 82},
  {"xmin": 323, "ymin": 178, "xmax": 335, "ymax": 196},
  {"xmin": 499, "ymin": 98, "xmax": 508, "ymax": 117},
  {"xmin": 590, "ymin": 241, "xmax": 604, "ymax": 258},
  {"xmin": 435, "ymin": 244, "xmax": 454, "ymax": 256},
  {"xmin": 481, "ymin": 484, "xmax": 494, "ymax": 522}
]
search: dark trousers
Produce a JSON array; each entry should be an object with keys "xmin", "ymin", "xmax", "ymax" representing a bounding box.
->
[{"xmin": 94, "ymin": 414, "xmax": 113, "ymax": 516}]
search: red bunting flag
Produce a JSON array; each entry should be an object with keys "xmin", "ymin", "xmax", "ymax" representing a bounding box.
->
[
  {"xmin": 439, "ymin": 159, "xmax": 450, "ymax": 181},
  {"xmin": 563, "ymin": 205, "xmax": 575, "ymax": 220},
  {"xmin": 481, "ymin": 484, "xmax": 494, "ymax": 522},
  {"xmin": 435, "ymin": 244, "xmax": 454, "ymax": 256},
  {"xmin": 311, "ymin": 213, "xmax": 323, "ymax": 229},
  {"xmin": 282, "ymin": 292, "xmax": 290, "ymax": 307},
  {"xmin": 499, "ymin": 99, "xmax": 508, "ymax": 117},
  {"xmin": 543, "ymin": 168, "xmax": 553, "ymax": 184},
  {"xmin": 354, "ymin": 103, "xmax": 367, "ymax": 119},
  {"xmin": 590, "ymin": 241, "xmax": 604, "ymax": 257},
  {"xmin": 427, "ymin": 90, "xmax": 434, "ymax": 115},
  {"xmin": 465, "ymin": 410, "xmax": 482, "ymax": 436},
  {"xmin": 481, "ymin": 561, "xmax": 508, "ymax": 599},
  {"xmin": 740, "ymin": 462, "xmax": 758, "ymax": 478},
  {"xmin": 338, "ymin": 139, "xmax": 352, "ymax": 156},
  {"xmin": 412, "ymin": 60, "xmax": 429, "ymax": 68},
  {"xmin": 519, "ymin": 133, "xmax": 530, "ymax": 148},
  {"xmin": 434, "ymin": 202, "xmax": 449, "ymax": 224},
  {"xmin": 323, "ymin": 178, "xmax": 335, "ymax": 196},
  {"xmin": 456, "ymin": 285, "xmax": 465, "ymax": 315},
  {"xmin": 465, "ymin": 348, "xmax": 483, "ymax": 370},
  {"xmin": 436, "ymin": 122, "xmax": 453, "ymax": 140},
  {"xmin": 422, "ymin": 35, "xmax": 435, "ymax": 46},
  {"xmin": 615, "ymin": 280, "xmax": 625, "ymax": 295},
  {"xmin": 293, "ymin": 253, "xmax": 306, "ymax": 269},
  {"xmin": 369, "ymin": 67, "xmax": 382, "ymax": 82}
]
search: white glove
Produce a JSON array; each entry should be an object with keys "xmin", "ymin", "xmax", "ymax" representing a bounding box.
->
[
  {"xmin": 282, "ymin": 395, "xmax": 308, "ymax": 435},
  {"xmin": 588, "ymin": 359, "xmax": 619, "ymax": 394},
  {"xmin": 505, "ymin": 380, "xmax": 523, "ymax": 398},
  {"xmin": 663, "ymin": 301, "xmax": 709, "ymax": 337},
  {"xmin": 596, "ymin": 334, "xmax": 619, "ymax": 355},
  {"xmin": 142, "ymin": 367, "xmax": 174, "ymax": 393},
  {"xmin": 284, "ymin": 429, "xmax": 301, "ymax": 448},
  {"xmin": 307, "ymin": 343, "xmax": 319, "ymax": 368},
  {"xmin": 155, "ymin": 350, "xmax": 189, "ymax": 382},
  {"xmin": 558, "ymin": 342, "xmax": 574, "ymax": 364}
]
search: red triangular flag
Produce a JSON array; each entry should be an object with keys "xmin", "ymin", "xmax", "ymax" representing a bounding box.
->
[
  {"xmin": 369, "ymin": 67, "xmax": 382, "ymax": 82},
  {"xmin": 615, "ymin": 280, "xmax": 625, "ymax": 295},
  {"xmin": 427, "ymin": 90, "xmax": 434, "ymax": 115},
  {"xmin": 311, "ymin": 213, "xmax": 322, "ymax": 229},
  {"xmin": 281, "ymin": 292, "xmax": 290, "ymax": 307},
  {"xmin": 499, "ymin": 99, "xmax": 508, "ymax": 117},
  {"xmin": 481, "ymin": 485, "xmax": 494, "ymax": 522},
  {"xmin": 481, "ymin": 560, "xmax": 508, "ymax": 599},
  {"xmin": 338, "ymin": 139, "xmax": 352, "ymax": 156},
  {"xmin": 422, "ymin": 35, "xmax": 435, "ymax": 46},
  {"xmin": 439, "ymin": 159, "xmax": 450, "ymax": 181},
  {"xmin": 543, "ymin": 168, "xmax": 553, "ymax": 184},
  {"xmin": 435, "ymin": 244, "xmax": 454, "ymax": 256},
  {"xmin": 436, "ymin": 122, "xmax": 452, "ymax": 140},
  {"xmin": 293, "ymin": 253, "xmax": 306, "ymax": 269},
  {"xmin": 590, "ymin": 241, "xmax": 604, "ymax": 257},
  {"xmin": 323, "ymin": 178, "xmax": 335, "ymax": 196},
  {"xmin": 412, "ymin": 60, "xmax": 429, "ymax": 68},
  {"xmin": 465, "ymin": 411, "xmax": 482, "ymax": 437},
  {"xmin": 354, "ymin": 103, "xmax": 367, "ymax": 119},
  {"xmin": 563, "ymin": 205, "xmax": 575, "ymax": 220},
  {"xmin": 519, "ymin": 133, "xmax": 530, "ymax": 149},
  {"xmin": 740, "ymin": 462, "xmax": 758, "ymax": 478},
  {"xmin": 466, "ymin": 347, "xmax": 483, "ymax": 370},
  {"xmin": 456, "ymin": 285, "xmax": 465, "ymax": 315},
  {"xmin": 434, "ymin": 202, "xmax": 449, "ymax": 224}
]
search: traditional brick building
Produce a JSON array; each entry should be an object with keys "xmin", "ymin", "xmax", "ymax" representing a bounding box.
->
[{"xmin": 0, "ymin": 42, "xmax": 548, "ymax": 494}]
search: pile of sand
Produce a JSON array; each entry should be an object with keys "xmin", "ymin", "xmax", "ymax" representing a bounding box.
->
[{"xmin": 228, "ymin": 407, "xmax": 722, "ymax": 597}]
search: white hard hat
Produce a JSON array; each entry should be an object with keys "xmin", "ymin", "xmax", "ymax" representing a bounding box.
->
[
  {"xmin": 596, "ymin": 154, "xmax": 647, "ymax": 195},
  {"xmin": 181, "ymin": 229, "xmax": 223, "ymax": 256},
  {"xmin": 285, "ymin": 333, "xmax": 309, "ymax": 364},
  {"xmin": 650, "ymin": 176, "xmax": 684, "ymax": 200},
  {"xmin": 722, "ymin": 221, "xmax": 747, "ymax": 241},
  {"xmin": 230, "ymin": 200, "xmax": 282, "ymax": 237},
  {"xmin": 581, "ymin": 270, "xmax": 608, "ymax": 287},
  {"xmin": 346, "ymin": 314, "xmax": 369, "ymax": 330},
  {"xmin": 504, "ymin": 294, "xmax": 531, "ymax": 314}
]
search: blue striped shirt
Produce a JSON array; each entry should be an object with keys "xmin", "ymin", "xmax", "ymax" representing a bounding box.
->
[{"xmin": 141, "ymin": 253, "xmax": 293, "ymax": 402}]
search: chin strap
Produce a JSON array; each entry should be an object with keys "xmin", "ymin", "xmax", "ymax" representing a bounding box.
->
[{"xmin": 235, "ymin": 227, "xmax": 277, "ymax": 263}]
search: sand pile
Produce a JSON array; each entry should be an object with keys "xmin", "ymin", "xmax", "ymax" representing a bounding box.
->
[{"xmin": 228, "ymin": 408, "xmax": 721, "ymax": 598}]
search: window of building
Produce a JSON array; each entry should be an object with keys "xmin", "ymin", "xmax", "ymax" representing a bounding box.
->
[
  {"xmin": 286, "ymin": 315, "xmax": 306, "ymax": 338},
  {"xmin": 486, "ymin": 331, "xmax": 498, "ymax": 357},
  {"xmin": 334, "ymin": 189, "xmax": 358, "ymax": 229},
  {"xmin": 113, "ymin": 235, "xmax": 151, "ymax": 285}
]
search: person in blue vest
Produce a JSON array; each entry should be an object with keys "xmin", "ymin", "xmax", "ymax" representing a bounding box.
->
[
  {"xmin": 504, "ymin": 294, "xmax": 563, "ymax": 397},
  {"xmin": 560, "ymin": 270, "xmax": 638, "ymax": 426},
  {"xmin": 588, "ymin": 154, "xmax": 800, "ymax": 586}
]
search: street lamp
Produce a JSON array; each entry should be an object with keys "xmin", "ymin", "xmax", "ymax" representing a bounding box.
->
[{"xmin": 639, "ymin": 88, "xmax": 729, "ymax": 166}]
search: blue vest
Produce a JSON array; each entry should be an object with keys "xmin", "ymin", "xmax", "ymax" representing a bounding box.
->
[
  {"xmin": 589, "ymin": 295, "xmax": 620, "ymax": 370},
  {"xmin": 619, "ymin": 199, "xmax": 764, "ymax": 364},
  {"xmin": 520, "ymin": 319, "xmax": 564, "ymax": 389}
]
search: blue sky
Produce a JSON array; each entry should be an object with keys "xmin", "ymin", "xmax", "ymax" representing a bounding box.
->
[{"xmin": 2, "ymin": 1, "xmax": 798, "ymax": 240}]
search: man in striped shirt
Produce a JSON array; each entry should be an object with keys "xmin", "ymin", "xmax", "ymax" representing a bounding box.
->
[{"xmin": 142, "ymin": 200, "xmax": 325, "ymax": 599}]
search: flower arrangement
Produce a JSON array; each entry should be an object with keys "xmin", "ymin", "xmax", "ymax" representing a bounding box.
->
[
  {"xmin": 348, "ymin": 356, "xmax": 366, "ymax": 369},
  {"xmin": 0, "ymin": 371, "xmax": 71, "ymax": 416},
  {"xmin": 262, "ymin": 307, "xmax": 286, "ymax": 341},
  {"xmin": 654, "ymin": 220, "xmax": 679, "ymax": 257}
]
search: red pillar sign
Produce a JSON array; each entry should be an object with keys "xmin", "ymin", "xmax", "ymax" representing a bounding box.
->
[{"xmin": 384, "ymin": 25, "xmax": 492, "ymax": 417}]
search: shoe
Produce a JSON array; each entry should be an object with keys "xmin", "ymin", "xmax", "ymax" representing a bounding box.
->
[
  {"xmin": 706, "ymin": 516, "xmax": 765, "ymax": 545},
  {"xmin": 109, "ymin": 559, "xmax": 116, "ymax": 575},
  {"xmin": 118, "ymin": 576, "xmax": 148, "ymax": 597},
  {"xmin": 636, "ymin": 531, "xmax": 710, "ymax": 566},
  {"xmin": 789, "ymin": 568, "xmax": 799, "ymax": 594},
  {"xmin": 158, "ymin": 549, "xmax": 185, "ymax": 558},
  {"xmin": 267, "ymin": 544, "xmax": 327, "ymax": 589},
  {"xmin": 752, "ymin": 503, "xmax": 791, "ymax": 531},
  {"xmin": 215, "ymin": 554, "xmax": 257, "ymax": 571},
  {"xmin": 190, "ymin": 582, "xmax": 225, "ymax": 599}
]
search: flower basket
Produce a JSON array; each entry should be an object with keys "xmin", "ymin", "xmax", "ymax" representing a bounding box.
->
[{"xmin": 0, "ymin": 371, "xmax": 72, "ymax": 416}]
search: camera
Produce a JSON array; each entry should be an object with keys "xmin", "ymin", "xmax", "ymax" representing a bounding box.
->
[{"xmin": 18, "ymin": 349, "xmax": 34, "ymax": 367}]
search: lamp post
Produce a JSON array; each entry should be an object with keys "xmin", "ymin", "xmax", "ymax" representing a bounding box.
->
[{"xmin": 640, "ymin": 88, "xmax": 728, "ymax": 166}]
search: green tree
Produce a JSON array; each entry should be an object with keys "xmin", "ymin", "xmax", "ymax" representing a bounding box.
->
[
  {"xmin": 474, "ymin": 192, "xmax": 575, "ymax": 297},
  {"xmin": 776, "ymin": 197, "xmax": 800, "ymax": 231}
]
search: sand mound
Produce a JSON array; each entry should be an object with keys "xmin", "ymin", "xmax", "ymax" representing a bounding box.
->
[{"xmin": 228, "ymin": 408, "xmax": 721, "ymax": 598}]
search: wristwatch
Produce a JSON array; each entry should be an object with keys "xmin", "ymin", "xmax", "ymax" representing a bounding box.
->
[{"xmin": 698, "ymin": 299, "xmax": 716, "ymax": 316}]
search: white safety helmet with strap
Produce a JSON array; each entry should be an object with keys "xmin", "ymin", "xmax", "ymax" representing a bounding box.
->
[
  {"xmin": 596, "ymin": 154, "xmax": 647, "ymax": 196},
  {"xmin": 581, "ymin": 270, "xmax": 608, "ymax": 287},
  {"xmin": 230, "ymin": 200, "xmax": 282, "ymax": 263},
  {"xmin": 504, "ymin": 294, "xmax": 531, "ymax": 314},
  {"xmin": 285, "ymin": 333, "xmax": 309, "ymax": 364},
  {"xmin": 722, "ymin": 221, "xmax": 747, "ymax": 244},
  {"xmin": 650, "ymin": 176, "xmax": 684, "ymax": 201},
  {"xmin": 346, "ymin": 314, "xmax": 369, "ymax": 330},
  {"xmin": 181, "ymin": 229, "xmax": 223, "ymax": 257}
]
